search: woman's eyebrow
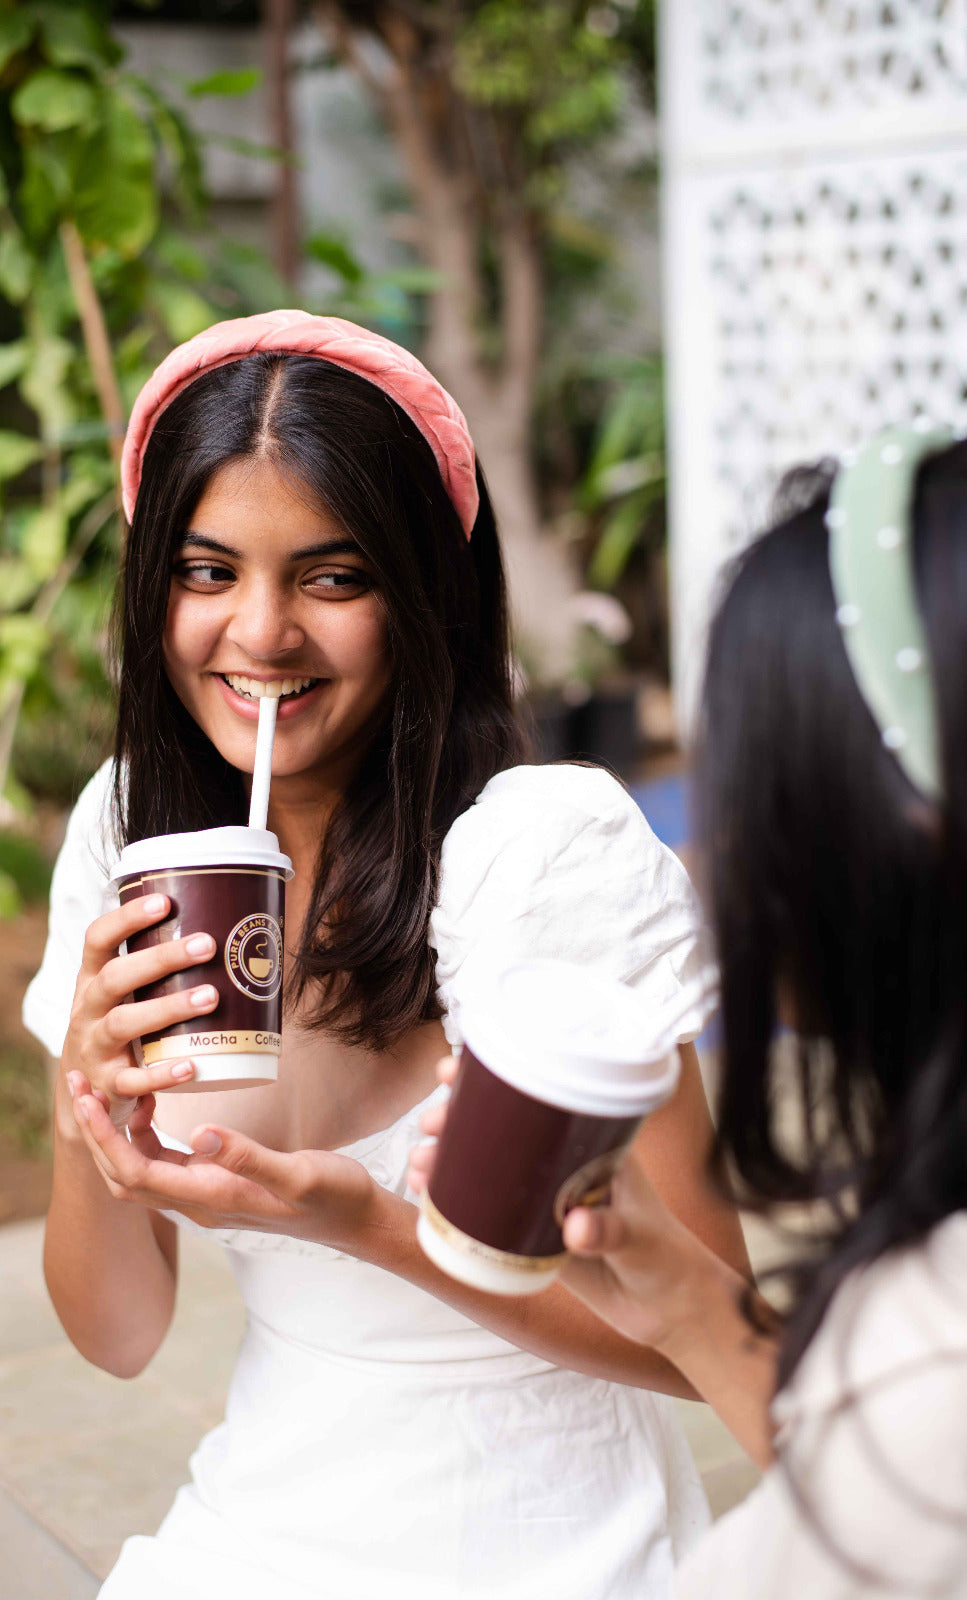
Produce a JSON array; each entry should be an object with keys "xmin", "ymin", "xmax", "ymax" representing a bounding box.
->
[{"xmin": 180, "ymin": 532, "xmax": 362, "ymax": 561}]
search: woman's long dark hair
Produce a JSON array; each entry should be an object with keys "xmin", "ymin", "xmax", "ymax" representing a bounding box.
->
[
  {"xmin": 113, "ymin": 353, "xmax": 527, "ymax": 1049},
  {"xmin": 697, "ymin": 442, "xmax": 967, "ymax": 1388}
]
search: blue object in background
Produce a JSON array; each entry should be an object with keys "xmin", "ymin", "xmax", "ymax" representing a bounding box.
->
[
  {"xmin": 631, "ymin": 772, "xmax": 721, "ymax": 1051},
  {"xmin": 630, "ymin": 773, "xmax": 690, "ymax": 852}
]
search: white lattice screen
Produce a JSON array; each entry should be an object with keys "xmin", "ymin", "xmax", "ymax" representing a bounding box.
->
[{"xmin": 661, "ymin": 0, "xmax": 967, "ymax": 723}]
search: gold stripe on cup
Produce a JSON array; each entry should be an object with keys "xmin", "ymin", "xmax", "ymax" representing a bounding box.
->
[
  {"xmin": 420, "ymin": 1191, "xmax": 567, "ymax": 1277},
  {"xmin": 142, "ymin": 1030, "xmax": 281, "ymax": 1063}
]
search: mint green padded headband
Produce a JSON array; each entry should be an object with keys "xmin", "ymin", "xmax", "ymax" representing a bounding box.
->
[{"xmin": 827, "ymin": 422, "xmax": 952, "ymax": 801}]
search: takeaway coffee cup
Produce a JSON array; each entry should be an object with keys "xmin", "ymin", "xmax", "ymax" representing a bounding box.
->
[
  {"xmin": 418, "ymin": 959, "xmax": 680, "ymax": 1295},
  {"xmin": 111, "ymin": 827, "xmax": 294, "ymax": 1091}
]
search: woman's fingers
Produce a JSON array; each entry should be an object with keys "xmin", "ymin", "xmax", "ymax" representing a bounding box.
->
[
  {"xmin": 79, "ymin": 893, "xmax": 171, "ymax": 975},
  {"xmin": 187, "ymin": 1125, "xmax": 299, "ymax": 1202},
  {"xmin": 97, "ymin": 977, "xmax": 218, "ymax": 1054},
  {"xmin": 110, "ymin": 1057, "xmax": 200, "ymax": 1099},
  {"xmin": 406, "ymin": 1140, "xmax": 436, "ymax": 1193},
  {"xmin": 562, "ymin": 1202, "xmax": 630, "ymax": 1256},
  {"xmin": 435, "ymin": 1054, "xmax": 458, "ymax": 1086},
  {"xmin": 419, "ymin": 1101, "xmax": 448, "ymax": 1137},
  {"xmin": 89, "ymin": 932, "xmax": 217, "ymax": 1012}
]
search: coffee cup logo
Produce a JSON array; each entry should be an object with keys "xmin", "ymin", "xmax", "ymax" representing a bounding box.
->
[{"xmin": 225, "ymin": 913, "xmax": 283, "ymax": 1001}]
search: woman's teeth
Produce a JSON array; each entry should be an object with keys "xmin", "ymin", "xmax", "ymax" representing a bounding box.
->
[{"xmin": 223, "ymin": 674, "xmax": 317, "ymax": 701}]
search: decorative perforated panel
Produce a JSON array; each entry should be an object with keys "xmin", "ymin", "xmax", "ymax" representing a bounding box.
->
[
  {"xmin": 661, "ymin": 1, "xmax": 967, "ymax": 722},
  {"xmin": 702, "ymin": 1, "xmax": 967, "ymax": 127}
]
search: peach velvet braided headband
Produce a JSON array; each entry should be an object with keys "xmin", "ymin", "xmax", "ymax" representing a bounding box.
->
[{"xmin": 120, "ymin": 309, "xmax": 479, "ymax": 536}]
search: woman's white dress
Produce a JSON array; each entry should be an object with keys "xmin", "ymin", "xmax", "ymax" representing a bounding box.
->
[{"xmin": 25, "ymin": 760, "xmax": 717, "ymax": 1600}]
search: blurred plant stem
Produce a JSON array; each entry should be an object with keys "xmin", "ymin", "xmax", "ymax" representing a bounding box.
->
[{"xmin": 58, "ymin": 221, "xmax": 124, "ymax": 473}]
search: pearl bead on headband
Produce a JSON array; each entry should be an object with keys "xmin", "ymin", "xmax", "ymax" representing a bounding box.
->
[
  {"xmin": 120, "ymin": 310, "xmax": 479, "ymax": 537},
  {"xmin": 827, "ymin": 420, "xmax": 953, "ymax": 800}
]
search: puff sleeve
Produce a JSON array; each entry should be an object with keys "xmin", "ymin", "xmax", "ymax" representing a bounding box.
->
[
  {"xmin": 22, "ymin": 758, "xmax": 118, "ymax": 1059},
  {"xmin": 429, "ymin": 764, "xmax": 718, "ymax": 1052}
]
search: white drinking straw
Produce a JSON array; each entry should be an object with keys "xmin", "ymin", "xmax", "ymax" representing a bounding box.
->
[{"xmin": 248, "ymin": 691, "xmax": 279, "ymax": 831}]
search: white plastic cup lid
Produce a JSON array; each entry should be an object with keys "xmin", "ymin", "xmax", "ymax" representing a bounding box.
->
[
  {"xmin": 110, "ymin": 826, "xmax": 294, "ymax": 884},
  {"xmin": 457, "ymin": 958, "xmax": 680, "ymax": 1117}
]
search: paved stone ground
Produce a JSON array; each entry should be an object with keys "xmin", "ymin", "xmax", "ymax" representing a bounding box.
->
[{"xmin": 0, "ymin": 1212, "xmax": 767, "ymax": 1599}]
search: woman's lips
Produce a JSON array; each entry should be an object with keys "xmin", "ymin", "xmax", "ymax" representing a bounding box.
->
[{"xmin": 213, "ymin": 673, "xmax": 329, "ymax": 722}]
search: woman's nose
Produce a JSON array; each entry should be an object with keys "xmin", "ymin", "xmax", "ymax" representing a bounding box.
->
[{"xmin": 224, "ymin": 584, "xmax": 305, "ymax": 660}]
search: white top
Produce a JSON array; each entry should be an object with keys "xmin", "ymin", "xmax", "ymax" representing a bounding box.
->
[
  {"xmin": 677, "ymin": 1213, "xmax": 967, "ymax": 1600},
  {"xmin": 26, "ymin": 758, "xmax": 718, "ymax": 1600}
]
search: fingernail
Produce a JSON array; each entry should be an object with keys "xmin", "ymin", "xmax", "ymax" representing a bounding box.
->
[
  {"xmin": 144, "ymin": 894, "xmax": 166, "ymax": 914},
  {"xmin": 192, "ymin": 1130, "xmax": 221, "ymax": 1155},
  {"xmin": 186, "ymin": 934, "xmax": 215, "ymax": 958},
  {"xmin": 66, "ymin": 1073, "xmax": 78, "ymax": 1100},
  {"xmin": 189, "ymin": 985, "xmax": 218, "ymax": 1008},
  {"xmin": 75, "ymin": 1098, "xmax": 89, "ymax": 1123},
  {"xmin": 171, "ymin": 1061, "xmax": 195, "ymax": 1080}
]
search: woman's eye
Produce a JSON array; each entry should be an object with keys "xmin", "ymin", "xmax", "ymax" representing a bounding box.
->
[
  {"xmin": 305, "ymin": 569, "xmax": 370, "ymax": 596},
  {"xmin": 174, "ymin": 561, "xmax": 235, "ymax": 586}
]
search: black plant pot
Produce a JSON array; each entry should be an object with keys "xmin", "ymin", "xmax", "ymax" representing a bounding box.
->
[
  {"xmin": 525, "ymin": 683, "xmax": 640, "ymax": 775},
  {"xmin": 569, "ymin": 683, "xmax": 640, "ymax": 775},
  {"xmin": 527, "ymin": 692, "xmax": 575, "ymax": 764}
]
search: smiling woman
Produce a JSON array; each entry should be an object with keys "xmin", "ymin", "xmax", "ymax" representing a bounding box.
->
[{"xmin": 26, "ymin": 313, "xmax": 737, "ymax": 1600}]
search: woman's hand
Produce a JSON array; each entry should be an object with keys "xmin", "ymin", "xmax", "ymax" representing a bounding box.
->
[
  {"xmin": 406, "ymin": 1053, "xmax": 457, "ymax": 1193},
  {"xmin": 61, "ymin": 894, "xmax": 221, "ymax": 1127},
  {"xmin": 67, "ymin": 1077, "xmax": 381, "ymax": 1255},
  {"xmin": 408, "ymin": 1056, "xmax": 706, "ymax": 1349},
  {"xmin": 558, "ymin": 1156, "xmax": 720, "ymax": 1352}
]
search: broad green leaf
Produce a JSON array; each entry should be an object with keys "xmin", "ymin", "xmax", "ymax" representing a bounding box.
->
[
  {"xmin": 187, "ymin": 68, "xmax": 262, "ymax": 98},
  {"xmin": 20, "ymin": 325, "xmax": 74, "ymax": 439},
  {"xmin": 0, "ymin": 432, "xmax": 43, "ymax": 481},
  {"xmin": 0, "ymin": 614, "xmax": 50, "ymax": 680},
  {"xmin": 124, "ymin": 74, "xmax": 206, "ymax": 214},
  {"xmin": 0, "ymin": 556, "xmax": 39, "ymax": 613},
  {"xmin": 305, "ymin": 234, "xmax": 364, "ymax": 284},
  {"xmin": 0, "ymin": 11, "xmax": 35, "ymax": 75},
  {"xmin": 588, "ymin": 491, "xmax": 660, "ymax": 591},
  {"xmin": 0, "ymin": 341, "xmax": 28, "ymax": 391},
  {"xmin": 0, "ymin": 227, "xmax": 34, "ymax": 304},
  {"xmin": 12, "ymin": 69, "xmax": 99, "ymax": 133},
  {"xmin": 21, "ymin": 503, "xmax": 68, "ymax": 581},
  {"xmin": 151, "ymin": 280, "xmax": 214, "ymax": 343},
  {"xmin": 18, "ymin": 143, "xmax": 73, "ymax": 241},
  {"xmin": 0, "ymin": 871, "xmax": 21, "ymax": 920},
  {"xmin": 35, "ymin": 3, "xmax": 122, "ymax": 70},
  {"xmin": 153, "ymin": 230, "xmax": 207, "ymax": 283},
  {"xmin": 58, "ymin": 470, "xmax": 103, "ymax": 519},
  {"xmin": 73, "ymin": 93, "xmax": 157, "ymax": 257}
]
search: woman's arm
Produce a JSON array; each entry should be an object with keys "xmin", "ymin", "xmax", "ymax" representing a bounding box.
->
[
  {"xmin": 44, "ymin": 893, "xmax": 226, "ymax": 1378},
  {"xmin": 367, "ymin": 1047, "xmax": 756, "ymax": 1405},
  {"xmin": 68, "ymin": 1041, "xmax": 761, "ymax": 1406},
  {"xmin": 45, "ymin": 1071, "xmax": 179, "ymax": 1378}
]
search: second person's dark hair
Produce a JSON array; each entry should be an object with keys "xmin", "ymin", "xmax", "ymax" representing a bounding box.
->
[{"xmin": 696, "ymin": 443, "xmax": 967, "ymax": 1387}]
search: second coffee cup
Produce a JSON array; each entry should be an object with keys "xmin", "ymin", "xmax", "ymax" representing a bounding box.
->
[
  {"xmin": 418, "ymin": 959, "xmax": 680, "ymax": 1295},
  {"xmin": 111, "ymin": 826, "xmax": 294, "ymax": 1091}
]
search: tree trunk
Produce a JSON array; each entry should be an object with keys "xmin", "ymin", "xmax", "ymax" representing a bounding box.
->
[
  {"xmin": 265, "ymin": 0, "xmax": 299, "ymax": 287},
  {"xmin": 314, "ymin": 3, "xmax": 577, "ymax": 682}
]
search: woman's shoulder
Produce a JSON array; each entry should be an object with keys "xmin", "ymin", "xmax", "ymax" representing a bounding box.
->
[
  {"xmin": 60, "ymin": 757, "xmax": 119, "ymax": 877},
  {"xmin": 431, "ymin": 763, "xmax": 717, "ymax": 1049},
  {"xmin": 441, "ymin": 762, "xmax": 654, "ymax": 868},
  {"xmin": 460, "ymin": 760, "xmax": 639, "ymax": 819}
]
